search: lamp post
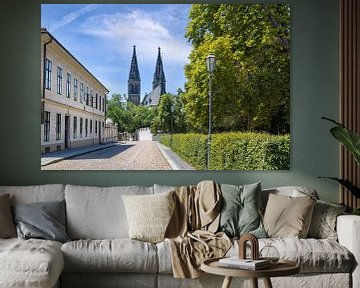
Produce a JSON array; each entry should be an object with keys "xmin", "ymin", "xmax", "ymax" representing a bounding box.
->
[
  {"xmin": 170, "ymin": 104, "xmax": 175, "ymax": 148},
  {"xmin": 206, "ymin": 54, "xmax": 216, "ymax": 170}
]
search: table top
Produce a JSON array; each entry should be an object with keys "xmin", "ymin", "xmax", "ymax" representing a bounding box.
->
[{"xmin": 201, "ymin": 257, "xmax": 300, "ymax": 278}]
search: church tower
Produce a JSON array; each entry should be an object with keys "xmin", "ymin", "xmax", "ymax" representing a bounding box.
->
[
  {"xmin": 128, "ymin": 45, "xmax": 141, "ymax": 105},
  {"xmin": 152, "ymin": 47, "xmax": 166, "ymax": 95}
]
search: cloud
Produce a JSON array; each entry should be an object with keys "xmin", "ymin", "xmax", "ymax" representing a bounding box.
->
[
  {"xmin": 79, "ymin": 8, "xmax": 191, "ymax": 67},
  {"xmin": 51, "ymin": 4, "xmax": 101, "ymax": 32}
]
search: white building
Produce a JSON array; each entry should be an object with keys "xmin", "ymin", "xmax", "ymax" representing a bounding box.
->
[{"xmin": 41, "ymin": 29, "xmax": 109, "ymax": 153}]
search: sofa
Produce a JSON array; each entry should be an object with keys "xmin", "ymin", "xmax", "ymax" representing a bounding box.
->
[{"xmin": 0, "ymin": 183, "xmax": 359, "ymax": 288}]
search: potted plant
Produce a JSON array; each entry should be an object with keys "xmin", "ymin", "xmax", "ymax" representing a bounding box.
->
[{"xmin": 320, "ymin": 117, "xmax": 360, "ymax": 215}]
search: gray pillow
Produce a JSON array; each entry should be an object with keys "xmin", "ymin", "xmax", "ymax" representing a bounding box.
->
[
  {"xmin": 307, "ymin": 200, "xmax": 347, "ymax": 240},
  {"xmin": 0, "ymin": 194, "xmax": 16, "ymax": 238},
  {"xmin": 218, "ymin": 182, "xmax": 266, "ymax": 238},
  {"xmin": 12, "ymin": 200, "xmax": 70, "ymax": 243}
]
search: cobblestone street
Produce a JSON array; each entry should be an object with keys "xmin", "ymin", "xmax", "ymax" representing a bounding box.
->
[{"xmin": 42, "ymin": 141, "xmax": 172, "ymax": 170}]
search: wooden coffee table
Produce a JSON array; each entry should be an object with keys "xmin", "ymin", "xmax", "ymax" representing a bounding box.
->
[{"xmin": 201, "ymin": 257, "xmax": 300, "ymax": 288}]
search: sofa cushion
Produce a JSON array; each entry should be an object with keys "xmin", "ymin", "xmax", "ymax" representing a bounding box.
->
[
  {"xmin": 122, "ymin": 191, "xmax": 175, "ymax": 243},
  {"xmin": 12, "ymin": 200, "xmax": 70, "ymax": 243},
  {"xmin": 65, "ymin": 185, "xmax": 153, "ymax": 239},
  {"xmin": 232, "ymin": 238, "xmax": 353, "ymax": 273},
  {"xmin": 158, "ymin": 237, "xmax": 353, "ymax": 274},
  {"xmin": 153, "ymin": 184, "xmax": 177, "ymax": 194},
  {"xmin": 0, "ymin": 238, "xmax": 64, "ymax": 288},
  {"xmin": 0, "ymin": 184, "xmax": 65, "ymax": 204},
  {"xmin": 307, "ymin": 200, "xmax": 347, "ymax": 240},
  {"xmin": 0, "ymin": 194, "xmax": 16, "ymax": 238},
  {"xmin": 61, "ymin": 239, "xmax": 158, "ymax": 273},
  {"xmin": 218, "ymin": 182, "xmax": 266, "ymax": 238},
  {"xmin": 263, "ymin": 193, "xmax": 316, "ymax": 238},
  {"xmin": 261, "ymin": 186, "xmax": 319, "ymax": 212},
  {"xmin": 262, "ymin": 238, "xmax": 354, "ymax": 273}
]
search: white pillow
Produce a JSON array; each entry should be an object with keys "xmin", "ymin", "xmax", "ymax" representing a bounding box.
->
[{"xmin": 122, "ymin": 191, "xmax": 175, "ymax": 243}]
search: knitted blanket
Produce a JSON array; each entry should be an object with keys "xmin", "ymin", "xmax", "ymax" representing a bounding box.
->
[{"xmin": 165, "ymin": 181, "xmax": 231, "ymax": 278}]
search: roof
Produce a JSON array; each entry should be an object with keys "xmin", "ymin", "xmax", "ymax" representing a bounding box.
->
[
  {"xmin": 41, "ymin": 28, "xmax": 109, "ymax": 93},
  {"xmin": 142, "ymin": 85, "xmax": 162, "ymax": 106}
]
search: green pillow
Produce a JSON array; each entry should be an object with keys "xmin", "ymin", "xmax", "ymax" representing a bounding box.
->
[{"xmin": 218, "ymin": 182, "xmax": 266, "ymax": 238}]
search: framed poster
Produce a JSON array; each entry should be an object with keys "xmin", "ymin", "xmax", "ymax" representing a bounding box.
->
[{"xmin": 40, "ymin": 3, "xmax": 290, "ymax": 171}]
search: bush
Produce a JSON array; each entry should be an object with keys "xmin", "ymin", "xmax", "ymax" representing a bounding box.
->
[{"xmin": 160, "ymin": 132, "xmax": 290, "ymax": 170}]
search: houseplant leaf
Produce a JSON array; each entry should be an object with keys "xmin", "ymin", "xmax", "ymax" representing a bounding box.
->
[
  {"xmin": 319, "ymin": 177, "xmax": 360, "ymax": 199},
  {"xmin": 322, "ymin": 117, "xmax": 360, "ymax": 165}
]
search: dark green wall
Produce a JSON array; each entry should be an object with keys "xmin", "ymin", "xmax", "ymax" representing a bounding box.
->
[{"xmin": 0, "ymin": 0, "xmax": 340, "ymax": 203}]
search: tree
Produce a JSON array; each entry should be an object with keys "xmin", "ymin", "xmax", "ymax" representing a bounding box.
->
[
  {"xmin": 107, "ymin": 94, "xmax": 154, "ymax": 134},
  {"xmin": 151, "ymin": 94, "xmax": 175, "ymax": 134},
  {"xmin": 183, "ymin": 4, "xmax": 290, "ymax": 134},
  {"xmin": 151, "ymin": 93, "xmax": 189, "ymax": 135}
]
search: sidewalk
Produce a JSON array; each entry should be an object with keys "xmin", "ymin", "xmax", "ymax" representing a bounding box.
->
[
  {"xmin": 156, "ymin": 142, "xmax": 196, "ymax": 170},
  {"xmin": 41, "ymin": 142, "xmax": 118, "ymax": 166}
]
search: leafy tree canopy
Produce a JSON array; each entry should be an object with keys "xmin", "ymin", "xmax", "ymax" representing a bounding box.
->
[
  {"xmin": 107, "ymin": 94, "xmax": 155, "ymax": 134},
  {"xmin": 183, "ymin": 4, "xmax": 290, "ymax": 134}
]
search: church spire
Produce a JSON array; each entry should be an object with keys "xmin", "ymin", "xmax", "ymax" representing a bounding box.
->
[
  {"xmin": 129, "ymin": 45, "xmax": 140, "ymax": 80},
  {"xmin": 128, "ymin": 45, "xmax": 141, "ymax": 105},
  {"xmin": 152, "ymin": 47, "xmax": 166, "ymax": 95}
]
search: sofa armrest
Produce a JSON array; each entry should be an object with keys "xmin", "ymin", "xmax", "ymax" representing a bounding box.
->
[{"xmin": 337, "ymin": 215, "xmax": 360, "ymax": 288}]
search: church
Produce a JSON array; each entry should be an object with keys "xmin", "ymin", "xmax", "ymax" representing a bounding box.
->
[{"xmin": 127, "ymin": 46, "xmax": 166, "ymax": 106}]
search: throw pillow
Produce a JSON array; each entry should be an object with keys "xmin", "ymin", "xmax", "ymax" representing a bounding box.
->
[
  {"xmin": 218, "ymin": 182, "xmax": 266, "ymax": 238},
  {"xmin": 0, "ymin": 194, "xmax": 16, "ymax": 238},
  {"xmin": 263, "ymin": 193, "xmax": 316, "ymax": 238},
  {"xmin": 12, "ymin": 200, "xmax": 70, "ymax": 243},
  {"xmin": 307, "ymin": 200, "xmax": 347, "ymax": 240},
  {"xmin": 122, "ymin": 190, "xmax": 175, "ymax": 243}
]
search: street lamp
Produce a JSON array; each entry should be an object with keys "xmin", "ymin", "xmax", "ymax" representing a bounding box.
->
[
  {"xmin": 170, "ymin": 104, "xmax": 175, "ymax": 148},
  {"xmin": 206, "ymin": 54, "xmax": 216, "ymax": 170}
]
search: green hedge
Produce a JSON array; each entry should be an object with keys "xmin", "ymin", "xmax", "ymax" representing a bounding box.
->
[{"xmin": 160, "ymin": 132, "xmax": 290, "ymax": 170}]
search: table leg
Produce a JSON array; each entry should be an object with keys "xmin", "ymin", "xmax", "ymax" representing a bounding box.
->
[
  {"xmin": 222, "ymin": 276, "xmax": 233, "ymax": 288},
  {"xmin": 251, "ymin": 278, "xmax": 258, "ymax": 288},
  {"xmin": 263, "ymin": 277, "xmax": 273, "ymax": 288}
]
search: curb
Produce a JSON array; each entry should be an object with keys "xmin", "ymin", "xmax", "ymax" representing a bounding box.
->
[{"xmin": 41, "ymin": 143, "xmax": 118, "ymax": 167}]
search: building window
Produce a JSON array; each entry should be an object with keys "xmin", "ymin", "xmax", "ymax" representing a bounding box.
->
[
  {"xmin": 73, "ymin": 116, "xmax": 77, "ymax": 138},
  {"xmin": 90, "ymin": 120, "xmax": 93, "ymax": 134},
  {"xmin": 95, "ymin": 120, "xmax": 98, "ymax": 134},
  {"xmin": 85, "ymin": 119, "xmax": 88, "ymax": 137},
  {"xmin": 56, "ymin": 113, "xmax": 61, "ymax": 140},
  {"xmin": 99, "ymin": 96, "xmax": 102, "ymax": 111},
  {"xmin": 102, "ymin": 97, "xmax": 105, "ymax": 112},
  {"xmin": 45, "ymin": 58, "xmax": 52, "ymax": 90},
  {"xmin": 90, "ymin": 90, "xmax": 93, "ymax": 107},
  {"xmin": 57, "ymin": 67, "xmax": 62, "ymax": 94},
  {"xmin": 95, "ymin": 93, "xmax": 98, "ymax": 109},
  {"xmin": 44, "ymin": 111, "xmax": 50, "ymax": 142},
  {"xmin": 74, "ymin": 78, "xmax": 78, "ymax": 101},
  {"xmin": 86, "ymin": 86, "xmax": 89, "ymax": 105},
  {"xmin": 80, "ymin": 83, "xmax": 84, "ymax": 103},
  {"xmin": 80, "ymin": 118, "xmax": 83, "ymax": 138},
  {"xmin": 66, "ymin": 73, "xmax": 71, "ymax": 98}
]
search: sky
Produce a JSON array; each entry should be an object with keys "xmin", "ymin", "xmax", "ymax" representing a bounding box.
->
[{"xmin": 41, "ymin": 4, "xmax": 192, "ymax": 100}]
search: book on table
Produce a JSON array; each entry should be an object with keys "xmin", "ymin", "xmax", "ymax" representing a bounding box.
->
[{"xmin": 218, "ymin": 257, "xmax": 271, "ymax": 270}]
